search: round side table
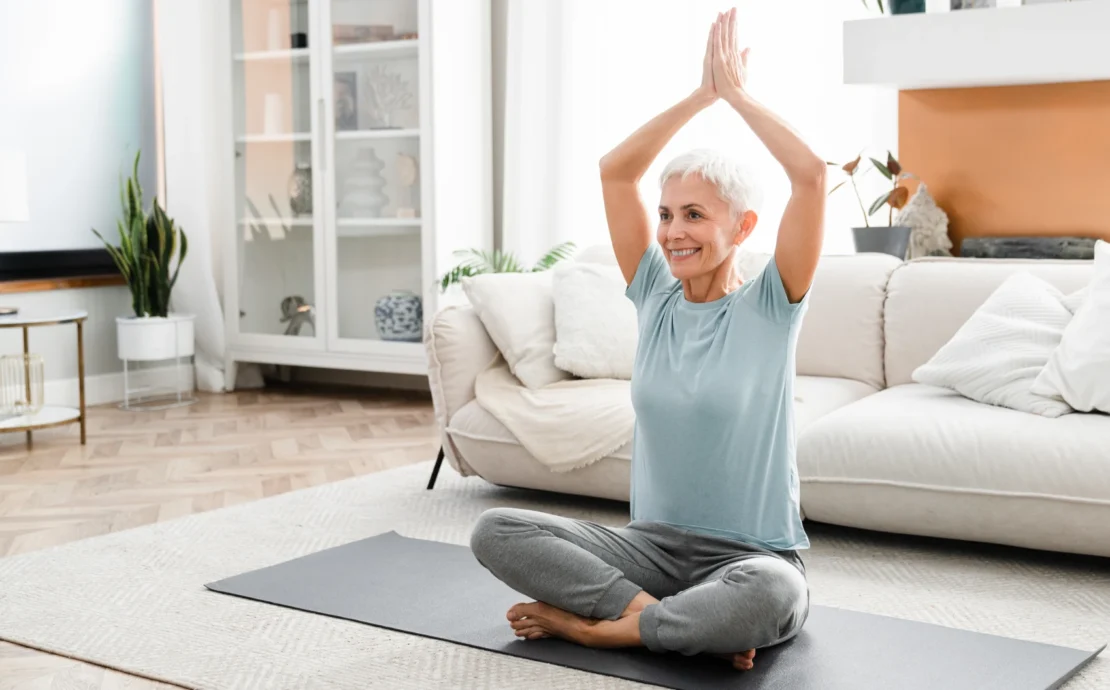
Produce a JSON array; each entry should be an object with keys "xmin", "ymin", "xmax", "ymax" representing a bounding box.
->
[{"xmin": 0, "ymin": 310, "xmax": 88, "ymax": 448}]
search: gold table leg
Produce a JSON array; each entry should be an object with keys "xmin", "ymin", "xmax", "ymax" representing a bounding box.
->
[
  {"xmin": 23, "ymin": 326, "xmax": 31, "ymax": 450},
  {"xmin": 77, "ymin": 320, "xmax": 86, "ymax": 445}
]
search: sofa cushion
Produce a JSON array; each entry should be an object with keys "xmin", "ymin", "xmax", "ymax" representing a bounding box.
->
[
  {"xmin": 798, "ymin": 383, "xmax": 1110, "ymax": 557},
  {"xmin": 461, "ymin": 271, "xmax": 572, "ymax": 389},
  {"xmin": 551, "ymin": 262, "xmax": 637, "ymax": 380},
  {"xmin": 795, "ymin": 254, "xmax": 901, "ymax": 390},
  {"xmin": 884, "ymin": 258, "xmax": 1093, "ymax": 387},
  {"xmin": 447, "ymin": 375, "xmax": 878, "ymax": 500},
  {"xmin": 911, "ymin": 272, "xmax": 1075, "ymax": 418},
  {"xmin": 1033, "ymin": 239, "xmax": 1110, "ymax": 414}
]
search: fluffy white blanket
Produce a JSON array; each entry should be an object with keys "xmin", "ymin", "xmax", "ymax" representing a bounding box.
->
[{"xmin": 474, "ymin": 357, "xmax": 633, "ymax": 472}]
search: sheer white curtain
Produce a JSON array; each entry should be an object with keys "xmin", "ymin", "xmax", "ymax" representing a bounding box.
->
[{"xmin": 502, "ymin": 0, "xmax": 897, "ymax": 261}]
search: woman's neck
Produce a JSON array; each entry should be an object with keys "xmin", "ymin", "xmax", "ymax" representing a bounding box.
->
[{"xmin": 681, "ymin": 260, "xmax": 742, "ymax": 303}]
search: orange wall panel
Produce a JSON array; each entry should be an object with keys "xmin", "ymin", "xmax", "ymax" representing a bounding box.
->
[{"xmin": 898, "ymin": 82, "xmax": 1110, "ymax": 252}]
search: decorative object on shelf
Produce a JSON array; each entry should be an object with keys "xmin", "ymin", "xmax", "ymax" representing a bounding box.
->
[
  {"xmin": 0, "ymin": 150, "xmax": 30, "ymax": 316},
  {"xmin": 339, "ymin": 148, "xmax": 388, "ymax": 217},
  {"xmin": 862, "ymin": 0, "xmax": 925, "ymax": 12},
  {"xmin": 393, "ymin": 32, "xmax": 418, "ymax": 40},
  {"xmin": 267, "ymin": 8, "xmax": 282, "ymax": 51},
  {"xmin": 952, "ymin": 0, "xmax": 995, "ymax": 7},
  {"xmin": 896, "ymin": 183, "xmax": 952, "ymax": 259},
  {"xmin": 0, "ymin": 353, "xmax": 44, "ymax": 421},
  {"xmin": 334, "ymin": 72, "xmax": 358, "ymax": 131},
  {"xmin": 264, "ymin": 94, "xmax": 283, "ymax": 135},
  {"xmin": 366, "ymin": 65, "xmax": 413, "ymax": 129},
  {"xmin": 280, "ymin": 295, "xmax": 315, "ymax": 336},
  {"xmin": 827, "ymin": 151, "xmax": 920, "ymax": 259},
  {"xmin": 395, "ymin": 152, "xmax": 418, "ymax": 218},
  {"xmin": 374, "ymin": 290, "xmax": 423, "ymax": 342},
  {"xmin": 288, "ymin": 162, "xmax": 313, "ymax": 216},
  {"xmin": 291, "ymin": 32, "xmax": 308, "ymax": 48},
  {"xmin": 92, "ymin": 151, "xmax": 195, "ymax": 410},
  {"xmin": 333, "ymin": 24, "xmax": 393, "ymax": 44},
  {"xmin": 960, "ymin": 237, "xmax": 1096, "ymax": 260},
  {"xmin": 439, "ymin": 242, "xmax": 577, "ymax": 291}
]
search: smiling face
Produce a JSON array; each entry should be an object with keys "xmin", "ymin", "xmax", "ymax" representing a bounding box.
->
[{"xmin": 657, "ymin": 173, "xmax": 755, "ymax": 281}]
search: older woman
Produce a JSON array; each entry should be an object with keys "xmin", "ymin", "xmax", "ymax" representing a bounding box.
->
[{"xmin": 469, "ymin": 8, "xmax": 825, "ymax": 671}]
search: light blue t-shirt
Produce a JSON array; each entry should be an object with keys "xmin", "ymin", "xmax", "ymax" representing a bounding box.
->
[{"xmin": 625, "ymin": 243, "xmax": 810, "ymax": 551}]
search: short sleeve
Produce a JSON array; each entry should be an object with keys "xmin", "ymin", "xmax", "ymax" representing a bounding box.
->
[
  {"xmin": 743, "ymin": 255, "xmax": 809, "ymax": 323},
  {"xmin": 625, "ymin": 243, "xmax": 674, "ymax": 309}
]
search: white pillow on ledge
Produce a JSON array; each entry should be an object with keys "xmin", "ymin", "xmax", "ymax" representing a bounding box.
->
[
  {"xmin": 1031, "ymin": 239, "xmax": 1110, "ymax": 414},
  {"xmin": 912, "ymin": 271, "xmax": 1075, "ymax": 417}
]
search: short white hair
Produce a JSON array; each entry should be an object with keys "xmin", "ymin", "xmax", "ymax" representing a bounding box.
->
[{"xmin": 659, "ymin": 149, "xmax": 763, "ymax": 218}]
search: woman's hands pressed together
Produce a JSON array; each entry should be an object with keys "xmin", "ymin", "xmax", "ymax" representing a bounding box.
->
[
  {"xmin": 696, "ymin": 8, "xmax": 750, "ymax": 108},
  {"xmin": 711, "ymin": 8, "xmax": 750, "ymax": 107}
]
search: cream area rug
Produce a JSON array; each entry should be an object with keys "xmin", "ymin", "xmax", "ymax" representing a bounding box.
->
[{"xmin": 1, "ymin": 461, "xmax": 1107, "ymax": 689}]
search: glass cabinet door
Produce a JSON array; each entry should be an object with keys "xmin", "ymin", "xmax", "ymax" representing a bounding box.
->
[
  {"xmin": 230, "ymin": 0, "xmax": 324, "ymax": 346},
  {"xmin": 323, "ymin": 0, "xmax": 424, "ymax": 349}
]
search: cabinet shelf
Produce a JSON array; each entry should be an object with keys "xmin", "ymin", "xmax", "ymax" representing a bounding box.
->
[
  {"xmin": 333, "ymin": 39, "xmax": 418, "ymax": 59},
  {"xmin": 336, "ymin": 218, "xmax": 421, "ymax": 238},
  {"xmin": 239, "ymin": 218, "xmax": 314, "ymax": 227},
  {"xmin": 234, "ymin": 48, "xmax": 311, "ymax": 62},
  {"xmin": 237, "ymin": 133, "xmax": 312, "ymax": 144},
  {"xmin": 335, "ymin": 128, "xmax": 420, "ymax": 141}
]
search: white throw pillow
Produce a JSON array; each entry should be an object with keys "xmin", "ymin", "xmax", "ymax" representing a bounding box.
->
[
  {"xmin": 552, "ymin": 263, "xmax": 638, "ymax": 379},
  {"xmin": 1031, "ymin": 240, "xmax": 1110, "ymax": 413},
  {"xmin": 461, "ymin": 271, "xmax": 572, "ymax": 389},
  {"xmin": 911, "ymin": 272, "xmax": 1074, "ymax": 417}
]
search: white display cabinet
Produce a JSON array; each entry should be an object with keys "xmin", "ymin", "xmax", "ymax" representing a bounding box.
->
[{"xmin": 218, "ymin": 0, "xmax": 491, "ymax": 374}]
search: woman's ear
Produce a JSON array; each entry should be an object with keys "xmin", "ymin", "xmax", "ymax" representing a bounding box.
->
[{"xmin": 733, "ymin": 210, "xmax": 758, "ymax": 246}]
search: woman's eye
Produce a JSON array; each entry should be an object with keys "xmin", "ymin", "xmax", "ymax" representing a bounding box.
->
[
  {"xmin": 688, "ymin": 211, "xmax": 702, "ymax": 220},
  {"xmin": 659, "ymin": 212, "xmax": 671, "ymax": 221}
]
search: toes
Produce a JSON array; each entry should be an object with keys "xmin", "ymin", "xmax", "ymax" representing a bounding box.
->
[
  {"xmin": 514, "ymin": 625, "xmax": 544, "ymax": 638},
  {"xmin": 732, "ymin": 654, "xmax": 754, "ymax": 671},
  {"xmin": 739, "ymin": 649, "xmax": 755, "ymax": 660},
  {"xmin": 527, "ymin": 631, "xmax": 550, "ymax": 640},
  {"xmin": 507, "ymin": 603, "xmax": 535, "ymax": 621}
]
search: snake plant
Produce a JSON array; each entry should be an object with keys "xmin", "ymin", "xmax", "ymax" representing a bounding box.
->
[{"xmin": 92, "ymin": 151, "xmax": 188, "ymax": 318}]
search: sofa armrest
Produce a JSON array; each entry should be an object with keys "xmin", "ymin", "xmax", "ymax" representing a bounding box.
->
[{"xmin": 424, "ymin": 304, "xmax": 498, "ymax": 476}]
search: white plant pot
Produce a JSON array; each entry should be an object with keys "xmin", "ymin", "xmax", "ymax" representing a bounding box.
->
[{"xmin": 116, "ymin": 314, "xmax": 196, "ymax": 362}]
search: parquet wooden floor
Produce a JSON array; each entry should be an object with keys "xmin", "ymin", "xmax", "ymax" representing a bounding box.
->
[{"xmin": 0, "ymin": 387, "xmax": 440, "ymax": 690}]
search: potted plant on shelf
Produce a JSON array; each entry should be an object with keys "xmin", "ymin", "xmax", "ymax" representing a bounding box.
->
[
  {"xmin": 827, "ymin": 151, "xmax": 916, "ymax": 259},
  {"xmin": 92, "ymin": 151, "xmax": 193, "ymax": 364},
  {"xmin": 438, "ymin": 242, "xmax": 577, "ymax": 291}
]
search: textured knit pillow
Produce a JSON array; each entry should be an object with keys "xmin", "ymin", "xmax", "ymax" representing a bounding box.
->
[
  {"xmin": 552, "ymin": 262, "xmax": 638, "ymax": 379},
  {"xmin": 461, "ymin": 271, "xmax": 572, "ymax": 389},
  {"xmin": 912, "ymin": 272, "xmax": 1074, "ymax": 417},
  {"xmin": 1031, "ymin": 240, "xmax": 1110, "ymax": 413}
]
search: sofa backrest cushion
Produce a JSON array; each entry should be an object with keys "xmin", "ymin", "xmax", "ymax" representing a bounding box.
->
[
  {"xmin": 796, "ymin": 254, "xmax": 902, "ymax": 390},
  {"xmin": 884, "ymin": 257, "xmax": 1094, "ymax": 387}
]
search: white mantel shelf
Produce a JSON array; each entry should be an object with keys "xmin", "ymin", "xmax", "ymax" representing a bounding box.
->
[{"xmin": 844, "ymin": 1, "xmax": 1110, "ymax": 90}]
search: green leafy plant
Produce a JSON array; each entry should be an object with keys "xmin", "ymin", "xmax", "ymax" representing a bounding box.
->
[
  {"xmin": 92, "ymin": 151, "xmax": 189, "ymax": 318},
  {"xmin": 439, "ymin": 242, "xmax": 576, "ymax": 292},
  {"xmin": 827, "ymin": 151, "xmax": 917, "ymax": 227}
]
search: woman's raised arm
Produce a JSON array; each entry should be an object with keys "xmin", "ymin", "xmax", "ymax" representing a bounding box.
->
[
  {"xmin": 599, "ymin": 23, "xmax": 717, "ymax": 285},
  {"xmin": 713, "ymin": 8, "xmax": 826, "ymax": 303}
]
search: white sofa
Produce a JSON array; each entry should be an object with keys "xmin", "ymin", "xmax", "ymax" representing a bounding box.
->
[{"xmin": 425, "ymin": 254, "xmax": 1110, "ymax": 558}]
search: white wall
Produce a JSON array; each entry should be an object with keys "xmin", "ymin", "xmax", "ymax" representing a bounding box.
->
[
  {"xmin": 0, "ymin": 0, "xmax": 157, "ymax": 252},
  {"xmin": 0, "ymin": 0, "xmax": 157, "ymax": 405}
]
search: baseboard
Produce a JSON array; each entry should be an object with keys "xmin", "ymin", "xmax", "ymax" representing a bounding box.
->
[{"xmin": 42, "ymin": 365, "xmax": 196, "ymax": 408}]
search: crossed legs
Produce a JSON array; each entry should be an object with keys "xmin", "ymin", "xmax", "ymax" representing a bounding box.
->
[{"xmin": 469, "ymin": 507, "xmax": 809, "ymax": 671}]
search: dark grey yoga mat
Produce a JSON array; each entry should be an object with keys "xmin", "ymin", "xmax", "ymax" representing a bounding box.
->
[{"xmin": 206, "ymin": 531, "xmax": 1103, "ymax": 690}]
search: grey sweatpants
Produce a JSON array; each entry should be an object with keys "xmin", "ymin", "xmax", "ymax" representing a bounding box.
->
[{"xmin": 470, "ymin": 507, "xmax": 810, "ymax": 656}]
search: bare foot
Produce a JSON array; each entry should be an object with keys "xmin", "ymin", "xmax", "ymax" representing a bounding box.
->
[
  {"xmin": 506, "ymin": 601, "xmax": 595, "ymax": 644},
  {"xmin": 715, "ymin": 648, "xmax": 756, "ymax": 671}
]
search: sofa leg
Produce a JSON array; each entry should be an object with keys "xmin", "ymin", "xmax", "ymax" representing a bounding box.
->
[{"xmin": 427, "ymin": 447, "xmax": 445, "ymax": 490}]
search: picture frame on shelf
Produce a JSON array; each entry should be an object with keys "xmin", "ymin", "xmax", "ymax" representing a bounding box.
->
[{"xmin": 334, "ymin": 72, "xmax": 358, "ymax": 131}]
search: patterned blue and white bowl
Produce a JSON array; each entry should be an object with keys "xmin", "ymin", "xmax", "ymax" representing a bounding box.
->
[{"xmin": 374, "ymin": 290, "xmax": 423, "ymax": 342}]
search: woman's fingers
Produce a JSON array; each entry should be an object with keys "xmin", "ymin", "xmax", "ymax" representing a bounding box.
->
[
  {"xmin": 729, "ymin": 8, "xmax": 737, "ymax": 54},
  {"xmin": 741, "ymin": 46, "xmax": 750, "ymax": 66}
]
